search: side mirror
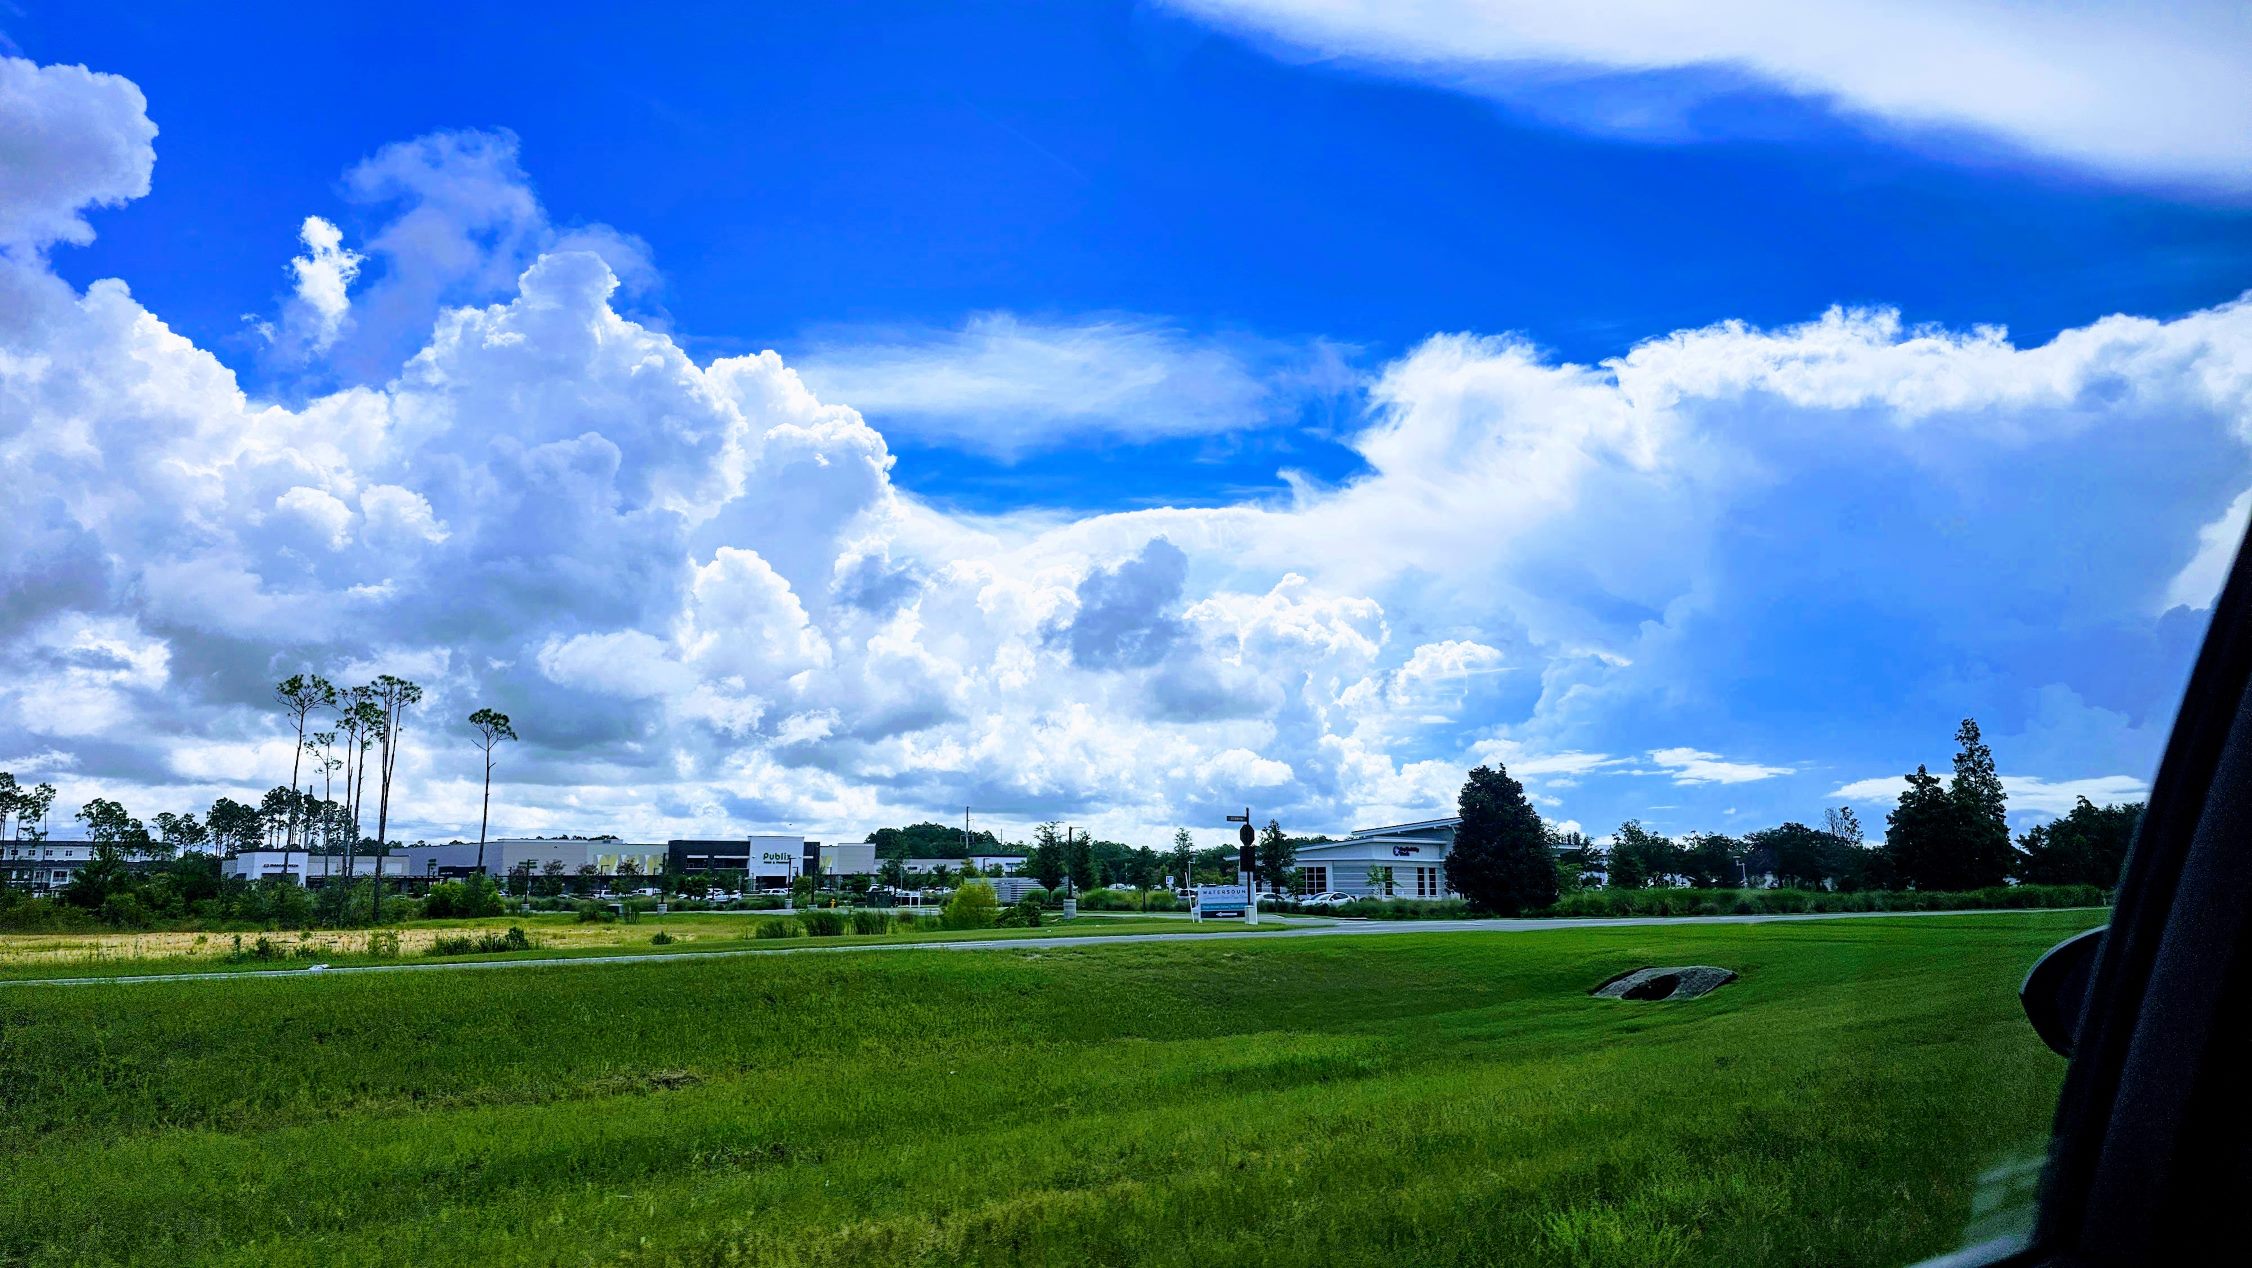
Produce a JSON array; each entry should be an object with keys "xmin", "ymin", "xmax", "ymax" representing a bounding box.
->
[{"xmin": 2022, "ymin": 925, "xmax": 2106, "ymax": 1057}]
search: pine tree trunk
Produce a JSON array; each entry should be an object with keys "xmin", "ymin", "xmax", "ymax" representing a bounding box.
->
[{"xmin": 477, "ymin": 747, "xmax": 492, "ymax": 875}]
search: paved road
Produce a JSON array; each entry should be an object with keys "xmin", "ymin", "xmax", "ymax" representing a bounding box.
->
[{"xmin": 0, "ymin": 906, "xmax": 2101, "ymax": 989}]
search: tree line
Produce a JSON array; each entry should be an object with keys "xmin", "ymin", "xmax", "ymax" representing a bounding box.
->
[
  {"xmin": 2, "ymin": 670, "xmax": 523, "ymax": 925},
  {"xmin": 1447, "ymin": 719, "xmax": 2144, "ymax": 915}
]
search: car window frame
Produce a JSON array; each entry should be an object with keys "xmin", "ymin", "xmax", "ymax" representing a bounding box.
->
[{"xmin": 1942, "ymin": 520, "xmax": 2252, "ymax": 1266}]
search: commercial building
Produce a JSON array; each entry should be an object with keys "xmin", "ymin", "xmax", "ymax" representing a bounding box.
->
[
  {"xmin": 398, "ymin": 839, "xmax": 666, "ymax": 880},
  {"xmin": 224, "ymin": 850, "xmax": 414, "ymax": 884},
  {"xmin": 667, "ymin": 836, "xmax": 816, "ymax": 889},
  {"xmin": 819, "ymin": 841, "xmax": 877, "ymax": 876},
  {"xmin": 1293, "ymin": 817, "xmax": 1460, "ymax": 899}
]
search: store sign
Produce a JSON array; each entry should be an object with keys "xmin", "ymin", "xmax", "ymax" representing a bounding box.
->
[
  {"xmin": 1391, "ymin": 845, "xmax": 1422, "ymax": 857},
  {"xmin": 1196, "ymin": 884, "xmax": 1248, "ymax": 912}
]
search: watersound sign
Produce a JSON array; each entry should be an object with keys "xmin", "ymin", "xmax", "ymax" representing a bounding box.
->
[{"xmin": 1193, "ymin": 884, "xmax": 1248, "ymax": 920}]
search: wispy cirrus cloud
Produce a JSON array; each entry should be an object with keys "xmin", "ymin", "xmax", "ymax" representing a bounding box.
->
[
  {"xmin": 1645, "ymin": 747, "xmax": 1794, "ymax": 785},
  {"xmin": 791, "ymin": 312, "xmax": 1356, "ymax": 458},
  {"xmin": 1163, "ymin": 1, "xmax": 2252, "ymax": 196}
]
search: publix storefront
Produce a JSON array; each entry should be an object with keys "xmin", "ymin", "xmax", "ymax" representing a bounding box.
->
[{"xmin": 1293, "ymin": 817, "xmax": 1459, "ymax": 899}]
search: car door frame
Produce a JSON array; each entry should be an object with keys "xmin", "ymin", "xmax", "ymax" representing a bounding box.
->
[{"xmin": 1938, "ymin": 521, "xmax": 2252, "ymax": 1266}]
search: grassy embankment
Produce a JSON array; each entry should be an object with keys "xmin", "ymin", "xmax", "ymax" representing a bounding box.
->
[
  {"xmin": 0, "ymin": 911, "xmax": 1292, "ymax": 981},
  {"xmin": 0, "ymin": 912, "xmax": 2090, "ymax": 1266}
]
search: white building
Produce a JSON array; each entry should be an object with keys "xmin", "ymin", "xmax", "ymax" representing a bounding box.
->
[
  {"xmin": 223, "ymin": 850, "xmax": 414, "ymax": 884},
  {"xmin": 399, "ymin": 839, "xmax": 666, "ymax": 879},
  {"xmin": 1293, "ymin": 817, "xmax": 1459, "ymax": 899},
  {"xmin": 1, "ymin": 840, "xmax": 95, "ymax": 894},
  {"xmin": 820, "ymin": 841, "xmax": 878, "ymax": 876}
]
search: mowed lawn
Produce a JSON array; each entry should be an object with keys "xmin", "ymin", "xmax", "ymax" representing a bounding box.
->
[{"xmin": 0, "ymin": 912, "xmax": 2093, "ymax": 1267}]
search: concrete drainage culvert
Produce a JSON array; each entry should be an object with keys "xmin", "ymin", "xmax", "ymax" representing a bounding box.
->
[{"xmin": 1590, "ymin": 965, "xmax": 1738, "ymax": 1001}]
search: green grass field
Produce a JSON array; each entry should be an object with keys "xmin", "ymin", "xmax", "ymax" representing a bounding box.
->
[{"xmin": 0, "ymin": 912, "xmax": 2091, "ymax": 1266}]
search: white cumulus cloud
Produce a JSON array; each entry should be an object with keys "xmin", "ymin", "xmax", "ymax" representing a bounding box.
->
[
  {"xmin": 0, "ymin": 58, "xmax": 156, "ymax": 252},
  {"xmin": 0, "ymin": 56, "xmax": 2236, "ymax": 846}
]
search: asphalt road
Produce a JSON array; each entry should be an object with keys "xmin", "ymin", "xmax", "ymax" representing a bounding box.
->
[{"xmin": 0, "ymin": 906, "xmax": 2101, "ymax": 988}]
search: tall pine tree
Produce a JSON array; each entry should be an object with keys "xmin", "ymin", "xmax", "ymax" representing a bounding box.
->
[
  {"xmin": 1947, "ymin": 718, "xmax": 2012, "ymax": 888},
  {"xmin": 1444, "ymin": 764, "xmax": 1557, "ymax": 915}
]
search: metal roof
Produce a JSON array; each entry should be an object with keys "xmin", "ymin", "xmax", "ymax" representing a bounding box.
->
[{"xmin": 1347, "ymin": 816, "xmax": 1461, "ymax": 838}]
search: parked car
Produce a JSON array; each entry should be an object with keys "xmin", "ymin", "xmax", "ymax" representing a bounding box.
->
[
  {"xmin": 1253, "ymin": 890, "xmax": 1288, "ymax": 906},
  {"xmin": 1299, "ymin": 891, "xmax": 1353, "ymax": 907}
]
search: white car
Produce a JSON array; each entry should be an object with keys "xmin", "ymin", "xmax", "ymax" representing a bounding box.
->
[{"xmin": 1299, "ymin": 891, "xmax": 1354, "ymax": 907}]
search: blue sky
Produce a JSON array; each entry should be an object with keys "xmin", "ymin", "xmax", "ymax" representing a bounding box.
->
[{"xmin": 2, "ymin": 2, "xmax": 2249, "ymax": 846}]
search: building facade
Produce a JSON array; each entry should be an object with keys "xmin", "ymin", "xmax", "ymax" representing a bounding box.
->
[
  {"xmin": 1292, "ymin": 818, "xmax": 1460, "ymax": 899},
  {"xmin": 819, "ymin": 841, "xmax": 877, "ymax": 876},
  {"xmin": 401, "ymin": 839, "xmax": 668, "ymax": 880},
  {"xmin": 223, "ymin": 850, "xmax": 414, "ymax": 884},
  {"xmin": 667, "ymin": 836, "xmax": 815, "ymax": 889},
  {"xmin": 1, "ymin": 840, "xmax": 94, "ymax": 894}
]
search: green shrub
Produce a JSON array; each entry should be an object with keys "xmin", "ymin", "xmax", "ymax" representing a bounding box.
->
[
  {"xmin": 574, "ymin": 901, "xmax": 617, "ymax": 924},
  {"xmin": 801, "ymin": 909, "xmax": 846, "ymax": 937},
  {"xmin": 1329, "ymin": 897, "xmax": 1470, "ymax": 920},
  {"xmin": 940, "ymin": 880, "xmax": 1000, "ymax": 930},
  {"xmin": 224, "ymin": 934, "xmax": 296, "ymax": 963},
  {"xmin": 753, "ymin": 918, "xmax": 802, "ymax": 939},
  {"xmin": 425, "ymin": 927, "xmax": 535, "ymax": 957},
  {"xmin": 1077, "ymin": 887, "xmax": 1134, "ymax": 911},
  {"xmin": 0, "ymin": 898, "xmax": 96, "ymax": 933},
  {"xmin": 1144, "ymin": 890, "xmax": 1180, "ymax": 912},
  {"xmin": 97, "ymin": 892, "xmax": 153, "ymax": 929},
  {"xmin": 1020, "ymin": 887, "xmax": 1049, "ymax": 908},
  {"xmin": 651, "ymin": 931, "xmax": 675, "ymax": 946},
  {"xmin": 421, "ymin": 876, "xmax": 505, "ymax": 920},
  {"xmin": 848, "ymin": 909, "xmax": 891, "ymax": 935},
  {"xmin": 363, "ymin": 929, "xmax": 401, "ymax": 958}
]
